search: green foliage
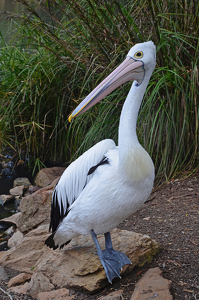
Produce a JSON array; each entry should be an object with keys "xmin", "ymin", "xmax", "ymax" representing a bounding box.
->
[{"xmin": 0, "ymin": 0, "xmax": 198, "ymax": 182}]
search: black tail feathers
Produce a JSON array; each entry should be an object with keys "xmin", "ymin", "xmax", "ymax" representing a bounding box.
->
[
  {"xmin": 45, "ymin": 232, "xmax": 58, "ymax": 250},
  {"xmin": 45, "ymin": 232, "xmax": 71, "ymax": 250}
]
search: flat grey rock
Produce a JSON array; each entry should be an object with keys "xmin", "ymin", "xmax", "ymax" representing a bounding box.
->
[{"xmin": 0, "ymin": 265, "xmax": 8, "ymax": 280}]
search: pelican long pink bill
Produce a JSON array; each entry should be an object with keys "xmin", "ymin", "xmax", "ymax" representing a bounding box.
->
[{"xmin": 68, "ymin": 56, "xmax": 144, "ymax": 122}]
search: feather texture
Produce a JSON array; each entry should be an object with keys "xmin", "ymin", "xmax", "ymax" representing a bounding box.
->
[{"xmin": 49, "ymin": 139, "xmax": 116, "ymax": 233}]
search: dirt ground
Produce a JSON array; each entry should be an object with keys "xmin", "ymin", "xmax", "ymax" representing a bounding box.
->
[{"xmin": 0, "ymin": 172, "xmax": 199, "ymax": 300}]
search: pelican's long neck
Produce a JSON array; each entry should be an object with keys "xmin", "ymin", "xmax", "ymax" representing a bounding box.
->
[
  {"xmin": 119, "ymin": 78, "xmax": 149, "ymax": 146},
  {"xmin": 118, "ymin": 75, "xmax": 154, "ymax": 182}
]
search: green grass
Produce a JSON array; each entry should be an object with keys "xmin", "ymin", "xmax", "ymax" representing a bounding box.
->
[{"xmin": 0, "ymin": 0, "xmax": 198, "ymax": 181}]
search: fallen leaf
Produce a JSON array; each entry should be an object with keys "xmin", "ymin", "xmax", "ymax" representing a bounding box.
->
[
  {"xmin": 136, "ymin": 270, "xmax": 142, "ymax": 276},
  {"xmin": 184, "ymin": 289, "xmax": 194, "ymax": 293},
  {"xmin": 143, "ymin": 217, "xmax": 150, "ymax": 221}
]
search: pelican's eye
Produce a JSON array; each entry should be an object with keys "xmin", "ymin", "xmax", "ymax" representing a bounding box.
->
[{"xmin": 134, "ymin": 51, "xmax": 143, "ymax": 59}]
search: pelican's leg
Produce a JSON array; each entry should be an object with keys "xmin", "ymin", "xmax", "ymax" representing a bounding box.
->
[
  {"xmin": 104, "ymin": 232, "xmax": 132, "ymax": 269},
  {"xmin": 90, "ymin": 230, "xmax": 121, "ymax": 283}
]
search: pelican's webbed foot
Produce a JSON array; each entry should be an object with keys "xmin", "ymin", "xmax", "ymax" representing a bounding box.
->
[
  {"xmin": 91, "ymin": 230, "xmax": 131, "ymax": 283},
  {"xmin": 104, "ymin": 231, "xmax": 132, "ymax": 269},
  {"xmin": 102, "ymin": 248, "xmax": 132, "ymax": 270}
]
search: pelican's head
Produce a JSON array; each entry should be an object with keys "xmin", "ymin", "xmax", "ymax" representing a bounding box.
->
[
  {"xmin": 69, "ymin": 41, "xmax": 156, "ymax": 122},
  {"xmin": 127, "ymin": 41, "xmax": 156, "ymax": 75}
]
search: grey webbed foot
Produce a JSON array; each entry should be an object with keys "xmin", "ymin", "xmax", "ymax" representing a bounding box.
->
[
  {"xmin": 100, "ymin": 250, "xmax": 121, "ymax": 283},
  {"xmin": 91, "ymin": 230, "xmax": 131, "ymax": 283},
  {"xmin": 103, "ymin": 248, "xmax": 132, "ymax": 270}
]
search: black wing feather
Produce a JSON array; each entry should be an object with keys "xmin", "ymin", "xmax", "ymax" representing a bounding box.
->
[
  {"xmin": 87, "ymin": 157, "xmax": 109, "ymax": 175},
  {"xmin": 46, "ymin": 189, "xmax": 71, "ymax": 249},
  {"xmin": 49, "ymin": 188, "xmax": 69, "ymax": 233}
]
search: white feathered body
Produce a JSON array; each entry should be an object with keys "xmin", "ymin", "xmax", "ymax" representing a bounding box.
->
[{"xmin": 53, "ymin": 138, "xmax": 154, "ymax": 247}]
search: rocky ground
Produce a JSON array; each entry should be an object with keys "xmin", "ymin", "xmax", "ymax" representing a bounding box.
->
[{"xmin": 0, "ymin": 169, "xmax": 198, "ymax": 299}]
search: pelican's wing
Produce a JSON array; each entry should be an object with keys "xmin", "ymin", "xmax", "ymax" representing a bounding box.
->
[{"xmin": 50, "ymin": 139, "xmax": 116, "ymax": 232}]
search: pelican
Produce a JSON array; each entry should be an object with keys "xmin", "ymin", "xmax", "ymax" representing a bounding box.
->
[{"xmin": 45, "ymin": 41, "xmax": 156, "ymax": 283}]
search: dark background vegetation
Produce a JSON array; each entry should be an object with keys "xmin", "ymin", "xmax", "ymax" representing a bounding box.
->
[{"xmin": 0, "ymin": 0, "xmax": 198, "ymax": 182}]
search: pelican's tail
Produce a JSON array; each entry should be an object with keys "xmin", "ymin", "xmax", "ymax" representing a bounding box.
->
[{"xmin": 45, "ymin": 232, "xmax": 71, "ymax": 250}]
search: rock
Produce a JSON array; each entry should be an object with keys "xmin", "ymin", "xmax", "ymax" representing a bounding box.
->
[
  {"xmin": 98, "ymin": 290, "xmax": 124, "ymax": 299},
  {"xmin": 0, "ymin": 212, "xmax": 21, "ymax": 228},
  {"xmin": 0, "ymin": 194, "xmax": 14, "ymax": 205},
  {"xmin": 8, "ymin": 230, "xmax": 24, "ymax": 248},
  {"xmin": 0, "ymin": 251, "xmax": 7, "ymax": 260},
  {"xmin": 14, "ymin": 177, "xmax": 31, "ymax": 188},
  {"xmin": 7, "ymin": 272, "xmax": 31, "ymax": 287},
  {"xmin": 10, "ymin": 185, "xmax": 25, "ymax": 197},
  {"xmin": 0, "ymin": 241, "xmax": 7, "ymax": 251},
  {"xmin": 0, "ymin": 227, "xmax": 160, "ymax": 293},
  {"xmin": 130, "ymin": 267, "xmax": 172, "ymax": 300},
  {"xmin": 26, "ymin": 224, "xmax": 49, "ymax": 236},
  {"xmin": 15, "ymin": 195, "xmax": 21, "ymax": 203},
  {"xmin": 9, "ymin": 281, "xmax": 30, "ymax": 295},
  {"xmin": 0, "ymin": 265, "xmax": 8, "ymax": 280},
  {"xmin": 37, "ymin": 288, "xmax": 74, "ymax": 300},
  {"xmin": 24, "ymin": 186, "xmax": 40, "ymax": 197},
  {"xmin": 10, "ymin": 272, "xmax": 54, "ymax": 298},
  {"xmin": 34, "ymin": 167, "xmax": 65, "ymax": 188},
  {"xmin": 0, "ymin": 225, "xmax": 49, "ymax": 274},
  {"xmin": 28, "ymin": 185, "xmax": 40, "ymax": 194},
  {"xmin": 17, "ymin": 182, "xmax": 57, "ymax": 233},
  {"xmin": 5, "ymin": 226, "xmax": 14, "ymax": 235}
]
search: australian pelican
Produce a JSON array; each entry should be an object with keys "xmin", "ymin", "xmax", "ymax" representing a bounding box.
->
[{"xmin": 45, "ymin": 41, "xmax": 156, "ymax": 283}]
